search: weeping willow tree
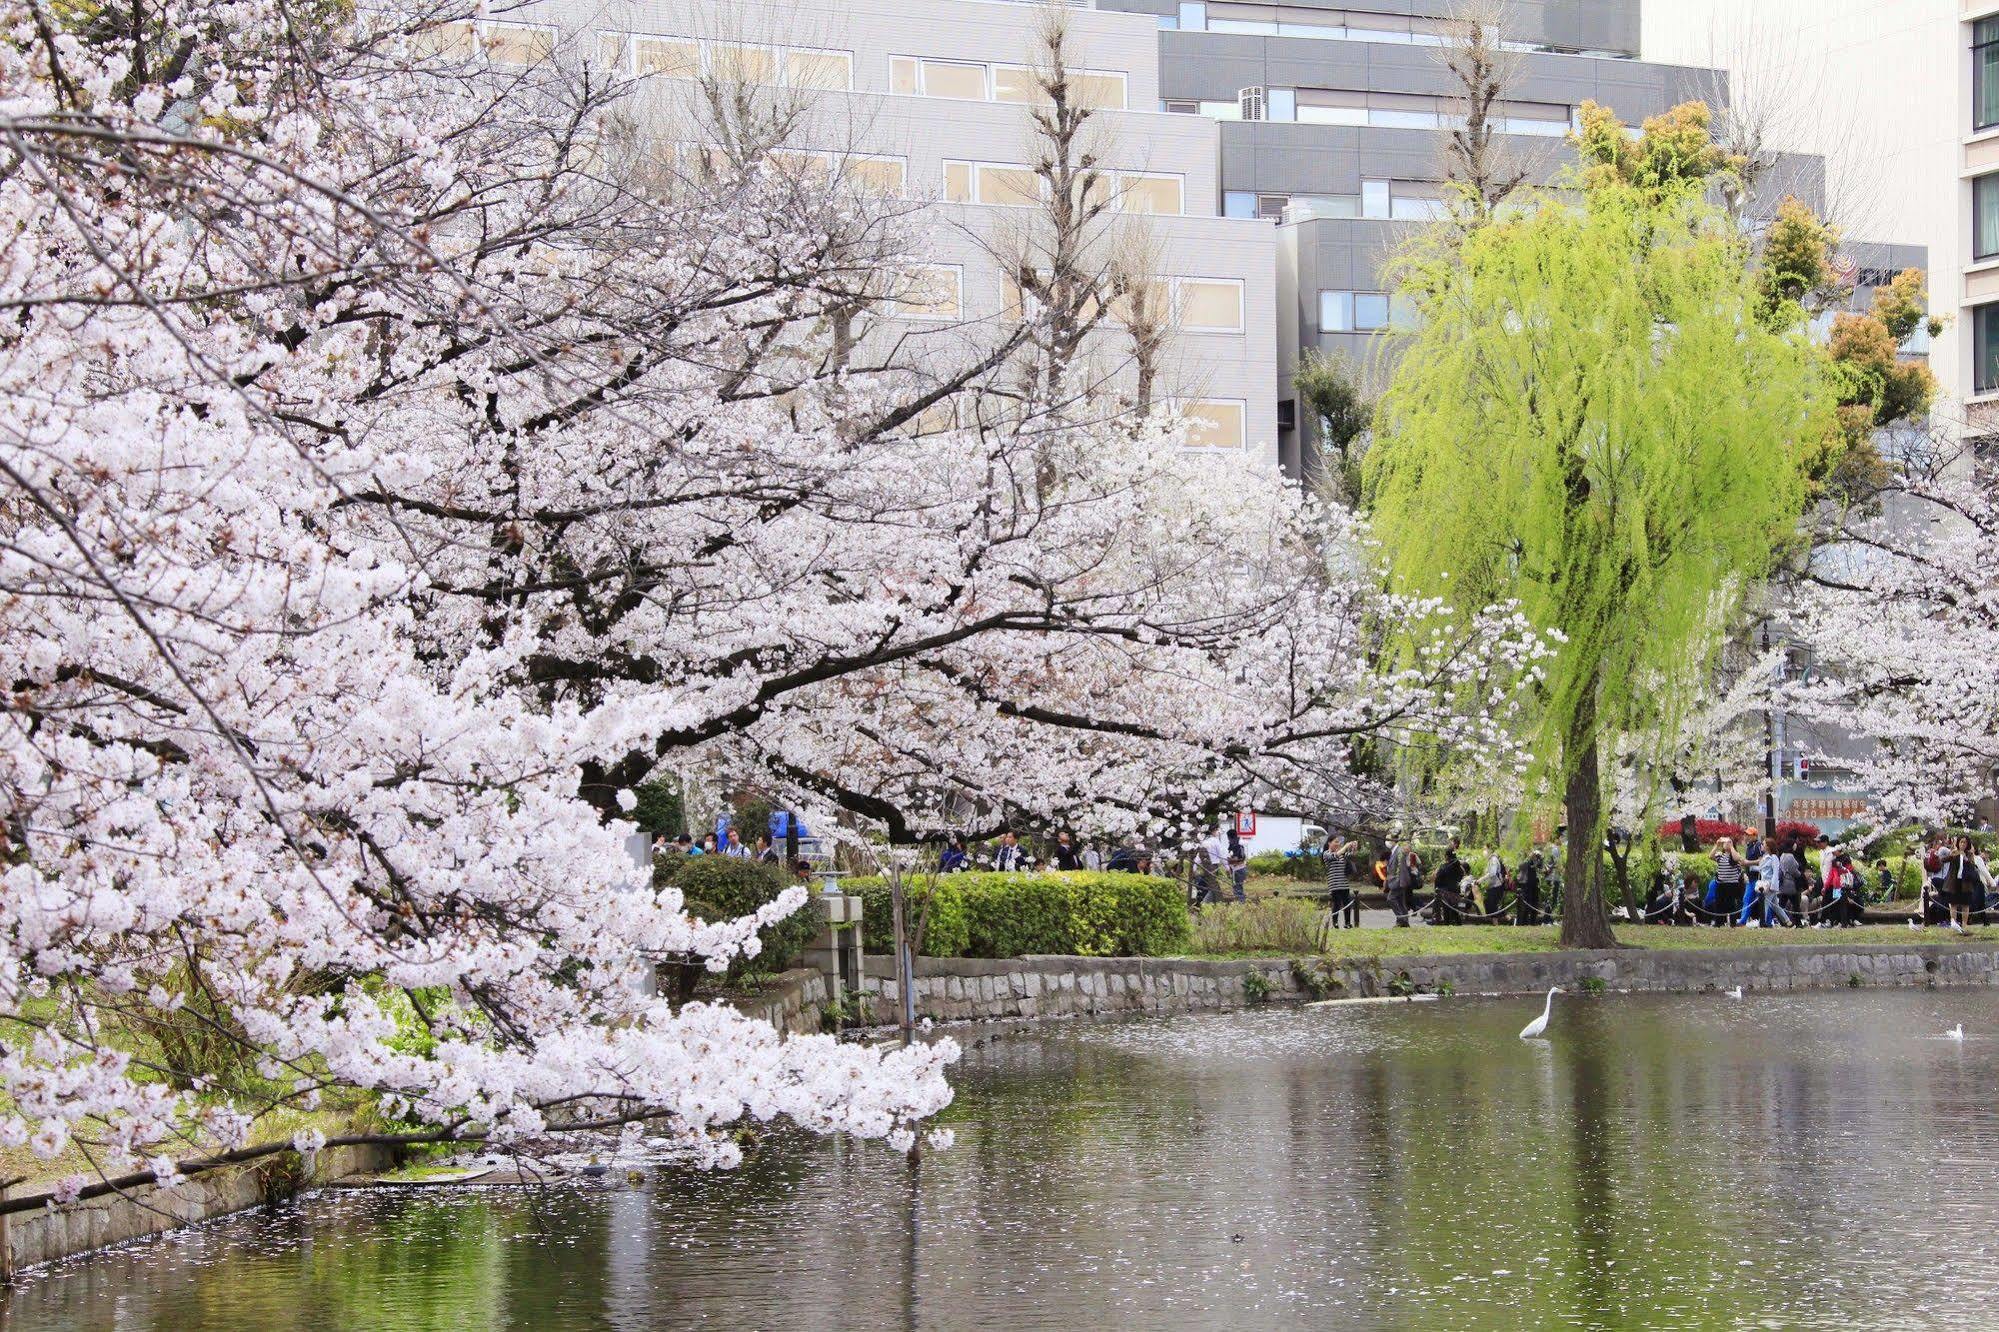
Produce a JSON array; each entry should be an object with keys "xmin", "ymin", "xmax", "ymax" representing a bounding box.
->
[{"xmin": 1365, "ymin": 148, "xmax": 1834, "ymax": 947}]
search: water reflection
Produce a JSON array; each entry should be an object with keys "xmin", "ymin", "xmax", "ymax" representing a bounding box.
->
[{"xmin": 9, "ymin": 990, "xmax": 1999, "ymax": 1329}]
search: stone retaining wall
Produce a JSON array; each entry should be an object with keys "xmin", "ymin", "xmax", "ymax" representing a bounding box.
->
[
  {"xmin": 722, "ymin": 968, "xmax": 827, "ymax": 1036},
  {"xmin": 861, "ymin": 954, "xmax": 1308, "ymax": 1022},
  {"xmin": 860, "ymin": 942, "xmax": 1999, "ymax": 1023},
  {"xmin": 4, "ymin": 1142, "xmax": 396, "ymax": 1275}
]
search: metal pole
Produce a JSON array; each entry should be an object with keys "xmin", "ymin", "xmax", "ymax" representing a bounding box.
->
[{"xmin": 1762, "ymin": 624, "xmax": 1778, "ymax": 839}]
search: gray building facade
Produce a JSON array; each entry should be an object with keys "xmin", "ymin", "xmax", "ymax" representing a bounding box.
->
[{"xmin": 1092, "ymin": 0, "xmax": 1890, "ymax": 476}]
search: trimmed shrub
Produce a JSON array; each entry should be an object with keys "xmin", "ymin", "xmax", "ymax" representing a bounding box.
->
[
  {"xmin": 1246, "ymin": 851, "xmax": 1291, "ymax": 876},
  {"xmin": 656, "ymin": 853, "xmax": 817, "ymax": 980},
  {"xmin": 1654, "ymin": 818, "xmax": 1753, "ymax": 845},
  {"xmin": 851, "ymin": 872, "xmax": 1190, "ymax": 959},
  {"xmin": 1668, "ymin": 851, "xmax": 1717, "ymax": 889},
  {"xmin": 1771, "ymin": 819, "xmax": 1822, "ymax": 847}
]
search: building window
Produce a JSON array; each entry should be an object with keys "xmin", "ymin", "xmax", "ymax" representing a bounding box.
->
[
  {"xmin": 1319, "ymin": 290, "xmax": 1410, "ymax": 332},
  {"xmin": 1979, "ymin": 19, "xmax": 1999, "ymax": 132},
  {"xmin": 770, "ymin": 150, "xmax": 907, "ymax": 197},
  {"xmin": 422, "ymin": 19, "xmax": 556, "ymax": 65},
  {"xmin": 844, "ymin": 155, "xmax": 907, "ymax": 197},
  {"xmin": 1180, "ymin": 399, "xmax": 1247, "ymax": 449},
  {"xmin": 948, "ymin": 162, "xmax": 1174, "ymax": 213},
  {"xmin": 604, "ymin": 34, "xmax": 851, "ymax": 89},
  {"xmin": 631, "ymin": 36, "xmax": 699, "ymax": 78},
  {"xmin": 1259, "ymin": 88, "xmax": 1569, "ymax": 135},
  {"xmin": 892, "ymin": 56, "xmax": 1124, "ymax": 109},
  {"xmin": 1976, "ymin": 303, "xmax": 1999, "ymax": 394},
  {"xmin": 943, "ymin": 160, "xmax": 1043, "ymax": 206},
  {"xmin": 1223, "ymin": 191, "xmax": 1257, "ymax": 218},
  {"xmin": 1164, "ymin": 1, "xmax": 1630, "ymax": 54},
  {"xmin": 1980, "ymin": 175, "xmax": 1999, "ymax": 261},
  {"xmin": 1117, "ymin": 173, "xmax": 1184, "ymax": 215},
  {"xmin": 1174, "ymin": 278, "xmax": 1245, "ymax": 332},
  {"xmin": 786, "ymin": 49, "xmax": 854, "ymax": 90},
  {"xmin": 892, "ymin": 265, "xmax": 962, "ymax": 320}
]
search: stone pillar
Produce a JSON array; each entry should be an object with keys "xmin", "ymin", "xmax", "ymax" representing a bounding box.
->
[{"xmin": 801, "ymin": 894, "xmax": 864, "ymax": 1003}]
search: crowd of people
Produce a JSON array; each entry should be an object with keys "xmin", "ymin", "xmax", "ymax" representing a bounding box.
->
[
  {"xmin": 661, "ymin": 816, "xmax": 1996, "ymax": 934},
  {"xmin": 1639, "ymin": 831, "xmax": 1991, "ymax": 931},
  {"xmin": 1353, "ymin": 835, "xmax": 1556, "ymax": 929},
  {"xmin": 1644, "ymin": 833, "xmax": 1868, "ymax": 928}
]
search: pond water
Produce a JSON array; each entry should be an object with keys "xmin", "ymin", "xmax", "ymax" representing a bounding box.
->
[{"xmin": 10, "ymin": 988, "xmax": 1999, "ymax": 1330}]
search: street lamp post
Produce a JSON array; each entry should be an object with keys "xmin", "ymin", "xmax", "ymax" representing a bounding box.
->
[{"xmin": 1762, "ymin": 624, "xmax": 1779, "ymax": 839}]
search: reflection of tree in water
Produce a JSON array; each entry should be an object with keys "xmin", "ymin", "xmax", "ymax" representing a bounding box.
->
[
  {"xmin": 15, "ymin": 994, "xmax": 1998, "ymax": 1330},
  {"xmin": 1563, "ymin": 1032, "xmax": 1619, "ymax": 1321}
]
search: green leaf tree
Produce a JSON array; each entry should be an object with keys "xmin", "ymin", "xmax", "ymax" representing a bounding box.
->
[
  {"xmin": 1293, "ymin": 348, "xmax": 1372, "ymax": 499},
  {"xmin": 1365, "ymin": 134, "xmax": 1833, "ymax": 947}
]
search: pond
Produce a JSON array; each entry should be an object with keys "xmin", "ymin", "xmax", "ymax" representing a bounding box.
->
[{"xmin": 10, "ymin": 988, "xmax": 1999, "ymax": 1330}]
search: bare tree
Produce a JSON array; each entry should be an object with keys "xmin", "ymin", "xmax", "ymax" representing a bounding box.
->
[{"xmin": 1436, "ymin": 0, "xmax": 1525, "ymax": 226}]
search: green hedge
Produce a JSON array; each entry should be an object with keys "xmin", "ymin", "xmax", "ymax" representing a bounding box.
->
[
  {"xmin": 850, "ymin": 871, "xmax": 1191, "ymax": 959},
  {"xmin": 655, "ymin": 853, "xmax": 818, "ymax": 980},
  {"xmin": 1668, "ymin": 851, "xmax": 1717, "ymax": 887}
]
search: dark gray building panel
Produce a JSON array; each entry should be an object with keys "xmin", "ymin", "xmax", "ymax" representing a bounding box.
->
[
  {"xmin": 1155, "ymin": 32, "xmax": 1711, "ymax": 121},
  {"xmin": 1105, "ymin": 0, "xmax": 1641, "ymax": 56}
]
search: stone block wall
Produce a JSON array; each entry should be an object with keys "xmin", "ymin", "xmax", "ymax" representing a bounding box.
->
[
  {"xmin": 860, "ymin": 954, "xmax": 1305, "ymax": 1023},
  {"xmin": 858, "ymin": 942, "xmax": 1999, "ymax": 1024},
  {"xmin": 722, "ymin": 968, "xmax": 827, "ymax": 1036},
  {"xmin": 5, "ymin": 1141, "xmax": 395, "ymax": 1274}
]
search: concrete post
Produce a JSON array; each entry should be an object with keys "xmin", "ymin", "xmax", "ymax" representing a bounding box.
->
[{"xmin": 800, "ymin": 895, "xmax": 864, "ymax": 1006}]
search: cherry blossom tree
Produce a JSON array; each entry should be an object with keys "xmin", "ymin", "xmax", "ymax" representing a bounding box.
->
[
  {"xmin": 1783, "ymin": 444, "xmax": 1999, "ymax": 826},
  {"xmin": 0, "ymin": 0, "xmax": 1539, "ymax": 1205}
]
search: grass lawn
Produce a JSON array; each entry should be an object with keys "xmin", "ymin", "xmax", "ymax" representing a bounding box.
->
[{"xmin": 1185, "ymin": 923, "xmax": 1999, "ymax": 962}]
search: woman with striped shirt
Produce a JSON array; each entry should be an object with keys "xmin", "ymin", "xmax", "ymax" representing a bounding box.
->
[
  {"xmin": 1325, "ymin": 836, "xmax": 1360, "ymax": 929},
  {"xmin": 1712, "ymin": 838, "xmax": 1747, "ymax": 924}
]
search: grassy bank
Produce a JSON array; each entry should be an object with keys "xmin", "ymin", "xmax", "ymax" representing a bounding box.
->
[{"xmin": 1185, "ymin": 921, "xmax": 1999, "ymax": 962}]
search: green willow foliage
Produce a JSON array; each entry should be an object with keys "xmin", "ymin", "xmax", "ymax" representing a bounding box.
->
[{"xmin": 1365, "ymin": 179, "xmax": 1834, "ymax": 939}]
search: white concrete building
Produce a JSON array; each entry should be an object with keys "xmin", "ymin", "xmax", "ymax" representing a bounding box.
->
[{"xmin": 445, "ymin": 0, "xmax": 1282, "ymax": 463}]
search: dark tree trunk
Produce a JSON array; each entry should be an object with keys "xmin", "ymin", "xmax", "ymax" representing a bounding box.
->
[
  {"xmin": 1609, "ymin": 837, "xmax": 1637, "ymax": 927},
  {"xmin": 1559, "ymin": 691, "xmax": 1618, "ymax": 950}
]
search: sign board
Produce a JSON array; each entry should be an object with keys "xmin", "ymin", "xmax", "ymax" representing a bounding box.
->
[
  {"xmin": 1235, "ymin": 811, "xmax": 1256, "ymax": 836},
  {"xmin": 1785, "ymin": 796, "xmax": 1873, "ymax": 822}
]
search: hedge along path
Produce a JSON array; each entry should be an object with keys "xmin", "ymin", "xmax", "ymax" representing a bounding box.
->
[{"xmin": 847, "ymin": 872, "xmax": 1191, "ymax": 959}]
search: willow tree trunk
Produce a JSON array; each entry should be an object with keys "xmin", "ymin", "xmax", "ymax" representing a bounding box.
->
[{"xmin": 1559, "ymin": 691, "xmax": 1617, "ymax": 949}]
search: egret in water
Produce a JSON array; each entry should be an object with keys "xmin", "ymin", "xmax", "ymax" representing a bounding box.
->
[
  {"xmin": 1519, "ymin": 987, "xmax": 1560, "ymax": 1040},
  {"xmin": 1947, "ymin": 1024, "xmax": 1966, "ymax": 1042},
  {"xmin": 1725, "ymin": 985, "xmax": 1744, "ymax": 1000}
]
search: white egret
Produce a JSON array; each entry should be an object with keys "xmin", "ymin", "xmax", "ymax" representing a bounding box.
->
[
  {"xmin": 1519, "ymin": 987, "xmax": 1560, "ymax": 1040},
  {"xmin": 1725, "ymin": 985, "xmax": 1743, "ymax": 1000},
  {"xmin": 1947, "ymin": 1024, "xmax": 1966, "ymax": 1042}
]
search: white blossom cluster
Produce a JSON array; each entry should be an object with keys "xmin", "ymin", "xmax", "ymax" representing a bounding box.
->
[
  {"xmin": 1784, "ymin": 458, "xmax": 1999, "ymax": 825},
  {"xmin": 0, "ymin": 0, "xmax": 1542, "ymax": 1190}
]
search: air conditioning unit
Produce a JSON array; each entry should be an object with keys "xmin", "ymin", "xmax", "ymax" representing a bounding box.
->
[{"xmin": 1238, "ymin": 86, "xmax": 1266, "ymax": 121}]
